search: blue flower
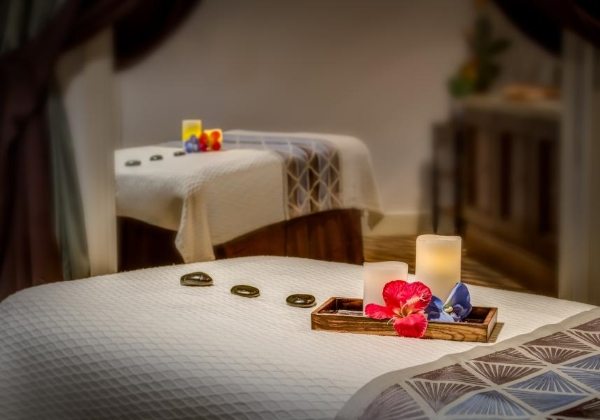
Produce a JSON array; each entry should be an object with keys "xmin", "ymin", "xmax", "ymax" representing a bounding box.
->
[
  {"xmin": 185, "ymin": 135, "xmax": 199, "ymax": 153},
  {"xmin": 426, "ymin": 296, "xmax": 454, "ymax": 322},
  {"xmin": 426, "ymin": 282, "xmax": 472, "ymax": 322}
]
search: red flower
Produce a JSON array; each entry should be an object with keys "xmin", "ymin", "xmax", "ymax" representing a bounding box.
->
[
  {"xmin": 364, "ymin": 280, "xmax": 432, "ymax": 338},
  {"xmin": 200, "ymin": 132, "xmax": 209, "ymax": 145}
]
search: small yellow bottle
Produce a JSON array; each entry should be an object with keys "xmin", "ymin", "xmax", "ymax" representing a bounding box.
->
[{"xmin": 182, "ymin": 120, "xmax": 202, "ymax": 142}]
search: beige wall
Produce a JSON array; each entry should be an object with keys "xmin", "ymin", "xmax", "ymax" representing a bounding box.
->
[{"xmin": 118, "ymin": 0, "xmax": 473, "ymax": 218}]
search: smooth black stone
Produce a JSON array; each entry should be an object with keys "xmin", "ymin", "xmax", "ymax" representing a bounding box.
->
[
  {"xmin": 125, "ymin": 160, "xmax": 141, "ymax": 167},
  {"xmin": 230, "ymin": 285, "xmax": 260, "ymax": 298},
  {"xmin": 180, "ymin": 272, "xmax": 213, "ymax": 287},
  {"xmin": 150, "ymin": 154, "xmax": 163, "ymax": 161},
  {"xmin": 174, "ymin": 150, "xmax": 186, "ymax": 156},
  {"xmin": 286, "ymin": 294, "xmax": 316, "ymax": 308}
]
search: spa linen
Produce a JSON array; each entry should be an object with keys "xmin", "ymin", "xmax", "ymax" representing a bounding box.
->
[
  {"xmin": 115, "ymin": 147, "xmax": 285, "ymax": 262},
  {"xmin": 0, "ymin": 257, "xmax": 594, "ymax": 419}
]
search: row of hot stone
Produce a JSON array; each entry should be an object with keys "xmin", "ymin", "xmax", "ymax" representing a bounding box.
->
[
  {"xmin": 180, "ymin": 271, "xmax": 316, "ymax": 308},
  {"xmin": 124, "ymin": 151, "xmax": 185, "ymax": 167}
]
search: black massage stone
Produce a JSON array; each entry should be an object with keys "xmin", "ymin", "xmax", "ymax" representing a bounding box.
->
[
  {"xmin": 230, "ymin": 285, "xmax": 260, "ymax": 298},
  {"xmin": 180, "ymin": 272, "xmax": 214, "ymax": 287},
  {"xmin": 286, "ymin": 294, "xmax": 316, "ymax": 308}
]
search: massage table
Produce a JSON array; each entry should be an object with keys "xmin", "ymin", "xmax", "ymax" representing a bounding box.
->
[
  {"xmin": 115, "ymin": 131, "xmax": 381, "ymax": 269},
  {"xmin": 0, "ymin": 257, "xmax": 595, "ymax": 419}
]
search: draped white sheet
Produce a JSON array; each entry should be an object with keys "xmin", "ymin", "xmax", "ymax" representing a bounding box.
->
[{"xmin": 116, "ymin": 146, "xmax": 285, "ymax": 262}]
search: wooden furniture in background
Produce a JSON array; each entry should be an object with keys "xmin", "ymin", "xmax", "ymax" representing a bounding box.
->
[
  {"xmin": 434, "ymin": 95, "xmax": 560, "ymax": 295},
  {"xmin": 118, "ymin": 209, "xmax": 363, "ymax": 271}
]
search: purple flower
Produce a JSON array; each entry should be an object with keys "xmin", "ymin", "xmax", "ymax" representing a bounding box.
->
[
  {"xmin": 426, "ymin": 296, "xmax": 454, "ymax": 322},
  {"xmin": 185, "ymin": 135, "xmax": 199, "ymax": 153},
  {"xmin": 426, "ymin": 282, "xmax": 472, "ymax": 322}
]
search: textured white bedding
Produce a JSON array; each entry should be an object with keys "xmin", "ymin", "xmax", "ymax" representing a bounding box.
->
[
  {"xmin": 115, "ymin": 131, "xmax": 382, "ymax": 263},
  {"xmin": 0, "ymin": 257, "xmax": 593, "ymax": 419},
  {"xmin": 115, "ymin": 146, "xmax": 286, "ymax": 262}
]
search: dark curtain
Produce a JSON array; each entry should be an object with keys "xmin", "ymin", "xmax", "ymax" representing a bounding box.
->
[
  {"xmin": 494, "ymin": 0, "xmax": 600, "ymax": 54},
  {"xmin": 114, "ymin": 0, "xmax": 198, "ymax": 70},
  {"xmin": 0, "ymin": 0, "xmax": 198, "ymax": 300}
]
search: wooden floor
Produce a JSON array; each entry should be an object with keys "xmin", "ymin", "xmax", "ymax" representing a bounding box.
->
[{"xmin": 364, "ymin": 235, "xmax": 532, "ymax": 293}]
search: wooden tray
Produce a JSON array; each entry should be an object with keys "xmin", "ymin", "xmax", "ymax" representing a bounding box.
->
[{"xmin": 311, "ymin": 297, "xmax": 497, "ymax": 343}]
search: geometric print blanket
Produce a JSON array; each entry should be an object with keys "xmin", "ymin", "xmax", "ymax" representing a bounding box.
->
[
  {"xmin": 338, "ymin": 307, "xmax": 600, "ymax": 419},
  {"xmin": 223, "ymin": 132, "xmax": 342, "ymax": 218}
]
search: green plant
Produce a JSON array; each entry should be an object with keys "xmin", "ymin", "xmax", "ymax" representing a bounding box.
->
[{"xmin": 449, "ymin": 15, "xmax": 511, "ymax": 98}]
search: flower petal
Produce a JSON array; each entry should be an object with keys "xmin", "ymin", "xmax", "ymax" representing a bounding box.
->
[
  {"xmin": 426, "ymin": 296, "xmax": 455, "ymax": 322},
  {"xmin": 393, "ymin": 313, "xmax": 428, "ymax": 338},
  {"xmin": 364, "ymin": 303, "xmax": 395, "ymax": 320},
  {"xmin": 426, "ymin": 295, "xmax": 443, "ymax": 315},
  {"xmin": 382, "ymin": 280, "xmax": 407, "ymax": 308},
  {"xmin": 445, "ymin": 282, "xmax": 472, "ymax": 321},
  {"xmin": 450, "ymin": 304, "xmax": 471, "ymax": 322},
  {"xmin": 398, "ymin": 282, "xmax": 432, "ymax": 313}
]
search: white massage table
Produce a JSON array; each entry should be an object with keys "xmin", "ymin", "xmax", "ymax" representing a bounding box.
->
[
  {"xmin": 0, "ymin": 257, "xmax": 594, "ymax": 419},
  {"xmin": 115, "ymin": 131, "xmax": 381, "ymax": 264}
]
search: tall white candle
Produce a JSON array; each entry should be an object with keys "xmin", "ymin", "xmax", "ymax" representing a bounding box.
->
[
  {"xmin": 415, "ymin": 234, "xmax": 462, "ymax": 300},
  {"xmin": 363, "ymin": 261, "xmax": 408, "ymax": 314}
]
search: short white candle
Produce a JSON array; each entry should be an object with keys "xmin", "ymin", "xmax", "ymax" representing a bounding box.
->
[
  {"xmin": 363, "ymin": 261, "xmax": 408, "ymax": 314},
  {"xmin": 415, "ymin": 234, "xmax": 462, "ymax": 300}
]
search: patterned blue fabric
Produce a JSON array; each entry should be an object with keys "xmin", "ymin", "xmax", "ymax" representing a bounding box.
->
[
  {"xmin": 222, "ymin": 133, "xmax": 342, "ymax": 218},
  {"xmin": 344, "ymin": 310, "xmax": 600, "ymax": 419}
]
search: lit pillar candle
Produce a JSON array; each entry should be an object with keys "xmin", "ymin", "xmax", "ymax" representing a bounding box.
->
[
  {"xmin": 182, "ymin": 119, "xmax": 202, "ymax": 142},
  {"xmin": 415, "ymin": 235, "xmax": 462, "ymax": 300},
  {"xmin": 363, "ymin": 261, "xmax": 408, "ymax": 314}
]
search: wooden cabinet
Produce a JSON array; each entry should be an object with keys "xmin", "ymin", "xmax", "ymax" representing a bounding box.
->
[{"xmin": 434, "ymin": 96, "xmax": 560, "ymax": 294}]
